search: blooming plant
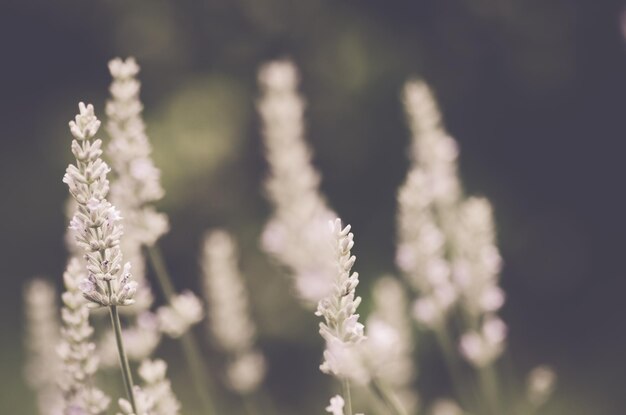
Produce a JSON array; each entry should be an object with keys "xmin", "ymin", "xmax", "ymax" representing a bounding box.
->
[{"xmin": 22, "ymin": 57, "xmax": 556, "ymax": 415}]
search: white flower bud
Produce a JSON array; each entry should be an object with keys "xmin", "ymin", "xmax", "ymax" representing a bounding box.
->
[
  {"xmin": 430, "ymin": 399, "xmax": 463, "ymax": 415},
  {"xmin": 202, "ymin": 230, "xmax": 266, "ymax": 394},
  {"xmin": 157, "ymin": 291, "xmax": 203, "ymax": 338},
  {"xmin": 326, "ymin": 395, "xmax": 345, "ymax": 415},
  {"xmin": 527, "ymin": 365, "xmax": 557, "ymax": 407},
  {"xmin": 58, "ymin": 258, "xmax": 111, "ymax": 413},
  {"xmin": 24, "ymin": 279, "xmax": 64, "ymax": 414},
  {"xmin": 459, "ymin": 316, "xmax": 507, "ymax": 367},
  {"xmin": 137, "ymin": 359, "xmax": 181, "ymax": 414},
  {"xmin": 316, "ymin": 219, "xmax": 368, "ymax": 383}
]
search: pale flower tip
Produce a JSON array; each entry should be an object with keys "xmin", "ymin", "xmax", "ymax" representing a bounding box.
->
[
  {"xmin": 259, "ymin": 59, "xmax": 298, "ymax": 89},
  {"xmin": 227, "ymin": 351, "xmax": 267, "ymax": 393},
  {"xmin": 326, "ymin": 395, "xmax": 345, "ymax": 415},
  {"xmin": 138, "ymin": 358, "xmax": 167, "ymax": 384},
  {"xmin": 480, "ymin": 286, "xmax": 506, "ymax": 312},
  {"xmin": 78, "ymin": 277, "xmax": 95, "ymax": 293},
  {"xmin": 330, "ymin": 217, "xmax": 352, "ymax": 236},
  {"xmin": 108, "ymin": 56, "xmax": 140, "ymax": 79},
  {"xmin": 108, "ymin": 56, "xmax": 121, "ymax": 68},
  {"xmin": 430, "ymin": 399, "xmax": 463, "ymax": 415},
  {"xmin": 527, "ymin": 365, "xmax": 557, "ymax": 406},
  {"xmin": 157, "ymin": 291, "xmax": 204, "ymax": 338},
  {"xmin": 118, "ymin": 398, "xmax": 133, "ymax": 413},
  {"xmin": 459, "ymin": 316, "xmax": 507, "ymax": 367},
  {"xmin": 413, "ymin": 297, "xmax": 438, "ymax": 326},
  {"xmin": 317, "ymin": 219, "xmax": 366, "ymax": 381},
  {"xmin": 484, "ymin": 316, "xmax": 507, "ymax": 343}
]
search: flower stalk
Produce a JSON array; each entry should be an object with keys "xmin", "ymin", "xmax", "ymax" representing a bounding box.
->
[
  {"xmin": 370, "ymin": 379, "xmax": 408, "ymax": 415},
  {"xmin": 146, "ymin": 244, "xmax": 216, "ymax": 415},
  {"xmin": 63, "ymin": 102, "xmax": 138, "ymax": 411},
  {"xmin": 258, "ymin": 59, "xmax": 336, "ymax": 306},
  {"xmin": 202, "ymin": 230, "xmax": 266, "ymax": 396},
  {"xmin": 342, "ymin": 380, "xmax": 353, "ymax": 415},
  {"xmin": 109, "ymin": 304, "xmax": 137, "ymax": 412}
]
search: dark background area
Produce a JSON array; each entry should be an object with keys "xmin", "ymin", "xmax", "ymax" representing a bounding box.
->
[{"xmin": 1, "ymin": 0, "xmax": 626, "ymax": 413}]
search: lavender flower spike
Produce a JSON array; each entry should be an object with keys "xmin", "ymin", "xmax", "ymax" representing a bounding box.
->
[
  {"xmin": 63, "ymin": 103, "xmax": 137, "ymax": 307},
  {"xmin": 316, "ymin": 219, "xmax": 367, "ymax": 382}
]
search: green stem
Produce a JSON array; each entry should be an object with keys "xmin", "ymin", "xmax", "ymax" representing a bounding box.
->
[
  {"xmin": 145, "ymin": 245, "xmax": 216, "ymax": 415},
  {"xmin": 109, "ymin": 304, "xmax": 137, "ymax": 413},
  {"xmin": 434, "ymin": 327, "xmax": 480, "ymax": 414},
  {"xmin": 342, "ymin": 379, "xmax": 353, "ymax": 415},
  {"xmin": 501, "ymin": 349, "xmax": 521, "ymax": 413},
  {"xmin": 517, "ymin": 399, "xmax": 537, "ymax": 415},
  {"xmin": 180, "ymin": 330, "xmax": 216, "ymax": 414},
  {"xmin": 248, "ymin": 388, "xmax": 277, "ymax": 415},
  {"xmin": 370, "ymin": 379, "xmax": 408, "ymax": 415},
  {"xmin": 478, "ymin": 364, "xmax": 500, "ymax": 415},
  {"xmin": 243, "ymin": 395, "xmax": 260, "ymax": 415},
  {"xmin": 146, "ymin": 244, "xmax": 176, "ymax": 298}
]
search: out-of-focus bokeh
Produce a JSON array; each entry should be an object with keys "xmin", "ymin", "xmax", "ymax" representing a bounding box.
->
[{"xmin": 2, "ymin": 0, "xmax": 626, "ymax": 413}]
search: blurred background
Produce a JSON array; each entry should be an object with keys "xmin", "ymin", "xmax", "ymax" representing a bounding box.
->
[{"xmin": 1, "ymin": 0, "xmax": 626, "ymax": 413}]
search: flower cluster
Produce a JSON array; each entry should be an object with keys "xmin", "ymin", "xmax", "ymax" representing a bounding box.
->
[
  {"xmin": 23, "ymin": 279, "xmax": 63, "ymax": 415},
  {"xmin": 429, "ymin": 399, "xmax": 463, "ymax": 415},
  {"xmin": 458, "ymin": 315, "xmax": 507, "ymax": 368},
  {"xmin": 258, "ymin": 59, "xmax": 336, "ymax": 305},
  {"xmin": 398, "ymin": 81, "xmax": 507, "ymax": 367},
  {"xmin": 117, "ymin": 386, "xmax": 154, "ymax": 415},
  {"xmin": 156, "ymin": 291, "xmax": 204, "ymax": 338},
  {"xmin": 454, "ymin": 198, "xmax": 506, "ymax": 367},
  {"xmin": 364, "ymin": 276, "xmax": 418, "ymax": 412},
  {"xmin": 316, "ymin": 219, "xmax": 366, "ymax": 382},
  {"xmin": 453, "ymin": 197, "xmax": 505, "ymax": 318},
  {"xmin": 21, "ymin": 58, "xmax": 558, "ymax": 415},
  {"xmin": 57, "ymin": 258, "xmax": 110, "ymax": 413},
  {"xmin": 106, "ymin": 57, "xmax": 169, "ymax": 312},
  {"xmin": 396, "ymin": 81, "xmax": 464, "ymax": 329},
  {"xmin": 63, "ymin": 102, "xmax": 137, "ymax": 307},
  {"xmin": 403, "ymin": 81, "xmax": 461, "ymax": 208},
  {"xmin": 202, "ymin": 230, "xmax": 266, "ymax": 394},
  {"xmin": 107, "ymin": 57, "xmax": 166, "ymax": 213},
  {"xmin": 397, "ymin": 168, "xmax": 457, "ymax": 328},
  {"xmin": 137, "ymin": 359, "xmax": 181, "ymax": 414},
  {"xmin": 325, "ymin": 395, "xmax": 364, "ymax": 415},
  {"xmin": 526, "ymin": 365, "xmax": 557, "ymax": 408}
]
